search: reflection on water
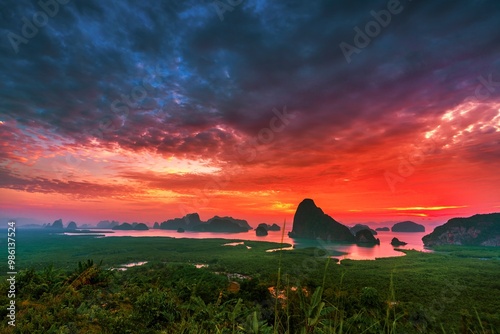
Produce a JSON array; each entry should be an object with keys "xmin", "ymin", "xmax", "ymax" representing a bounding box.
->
[
  {"xmin": 76, "ymin": 228, "xmax": 431, "ymax": 260},
  {"xmin": 222, "ymin": 241, "xmax": 252, "ymax": 249},
  {"xmin": 265, "ymin": 246, "xmax": 294, "ymax": 252},
  {"xmin": 222, "ymin": 242, "xmax": 245, "ymax": 246},
  {"xmin": 304, "ymin": 231, "xmax": 432, "ymax": 261},
  {"xmin": 110, "ymin": 261, "xmax": 148, "ymax": 271},
  {"xmin": 64, "ymin": 232, "xmax": 106, "ymax": 236}
]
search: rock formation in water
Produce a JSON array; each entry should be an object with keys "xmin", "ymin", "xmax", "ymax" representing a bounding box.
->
[
  {"xmin": 45, "ymin": 219, "xmax": 64, "ymax": 229},
  {"xmin": 112, "ymin": 222, "xmax": 149, "ymax": 230},
  {"xmin": 160, "ymin": 213, "xmax": 202, "ymax": 230},
  {"xmin": 159, "ymin": 213, "xmax": 251, "ymax": 233},
  {"xmin": 391, "ymin": 221, "xmax": 425, "ymax": 232},
  {"xmin": 391, "ymin": 237, "xmax": 407, "ymax": 246},
  {"xmin": 256, "ymin": 223, "xmax": 281, "ymax": 232},
  {"xmin": 375, "ymin": 227, "xmax": 390, "ymax": 231},
  {"xmin": 422, "ymin": 213, "xmax": 500, "ymax": 246},
  {"xmin": 268, "ymin": 223, "xmax": 281, "ymax": 231},
  {"xmin": 96, "ymin": 220, "xmax": 120, "ymax": 229},
  {"xmin": 134, "ymin": 223, "xmax": 149, "ymax": 230},
  {"xmin": 153, "ymin": 222, "xmax": 160, "ymax": 229},
  {"xmin": 255, "ymin": 224, "xmax": 268, "ymax": 236},
  {"xmin": 355, "ymin": 229, "xmax": 380, "ymax": 245},
  {"xmin": 288, "ymin": 199, "xmax": 356, "ymax": 242},
  {"xmin": 66, "ymin": 221, "xmax": 77, "ymax": 230},
  {"xmin": 192, "ymin": 216, "xmax": 252, "ymax": 233},
  {"xmin": 350, "ymin": 224, "xmax": 377, "ymax": 235},
  {"xmin": 112, "ymin": 223, "xmax": 133, "ymax": 230}
]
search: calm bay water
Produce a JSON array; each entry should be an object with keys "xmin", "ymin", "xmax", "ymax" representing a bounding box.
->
[{"xmin": 67, "ymin": 228, "xmax": 431, "ymax": 260}]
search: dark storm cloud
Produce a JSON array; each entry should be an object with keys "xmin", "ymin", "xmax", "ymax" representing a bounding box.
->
[{"xmin": 1, "ymin": 0, "xmax": 500, "ymax": 166}]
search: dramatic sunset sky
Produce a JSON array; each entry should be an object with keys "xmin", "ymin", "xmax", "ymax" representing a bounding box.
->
[{"xmin": 1, "ymin": 0, "xmax": 499, "ymax": 227}]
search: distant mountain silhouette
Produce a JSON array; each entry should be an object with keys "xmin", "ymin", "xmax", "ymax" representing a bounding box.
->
[
  {"xmin": 66, "ymin": 221, "xmax": 77, "ymax": 230},
  {"xmin": 288, "ymin": 199, "xmax": 355, "ymax": 242},
  {"xmin": 375, "ymin": 227, "xmax": 390, "ymax": 231},
  {"xmin": 422, "ymin": 213, "xmax": 500, "ymax": 246},
  {"xmin": 256, "ymin": 223, "xmax": 281, "ymax": 231},
  {"xmin": 391, "ymin": 221, "xmax": 425, "ymax": 232},
  {"xmin": 96, "ymin": 220, "xmax": 120, "ymax": 229},
  {"xmin": 160, "ymin": 213, "xmax": 202, "ymax": 230},
  {"xmin": 350, "ymin": 224, "xmax": 377, "ymax": 235},
  {"xmin": 192, "ymin": 216, "xmax": 252, "ymax": 233},
  {"xmin": 45, "ymin": 219, "xmax": 64, "ymax": 229},
  {"xmin": 112, "ymin": 223, "xmax": 133, "ymax": 230},
  {"xmin": 268, "ymin": 223, "xmax": 281, "ymax": 231},
  {"xmin": 112, "ymin": 222, "xmax": 149, "ymax": 230},
  {"xmin": 159, "ymin": 213, "xmax": 251, "ymax": 233}
]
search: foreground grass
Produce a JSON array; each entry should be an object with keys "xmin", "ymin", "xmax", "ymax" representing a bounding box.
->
[{"xmin": 0, "ymin": 230, "xmax": 499, "ymax": 333}]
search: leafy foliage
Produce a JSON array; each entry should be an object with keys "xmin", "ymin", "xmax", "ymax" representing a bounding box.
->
[{"xmin": 1, "ymin": 232, "xmax": 499, "ymax": 333}]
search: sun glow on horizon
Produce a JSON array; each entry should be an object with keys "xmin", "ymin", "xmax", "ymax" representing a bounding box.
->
[{"xmin": 387, "ymin": 206, "xmax": 468, "ymax": 211}]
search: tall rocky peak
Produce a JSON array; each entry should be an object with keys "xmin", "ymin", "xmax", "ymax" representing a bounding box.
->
[{"xmin": 289, "ymin": 199, "xmax": 355, "ymax": 242}]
